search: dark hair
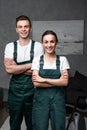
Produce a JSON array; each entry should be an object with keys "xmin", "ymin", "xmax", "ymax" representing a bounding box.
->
[
  {"xmin": 42, "ymin": 30, "xmax": 58, "ymax": 42},
  {"xmin": 16, "ymin": 15, "xmax": 32, "ymax": 27}
]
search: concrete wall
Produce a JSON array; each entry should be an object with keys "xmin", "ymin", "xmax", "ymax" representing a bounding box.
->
[{"xmin": 0, "ymin": 0, "xmax": 87, "ymax": 100}]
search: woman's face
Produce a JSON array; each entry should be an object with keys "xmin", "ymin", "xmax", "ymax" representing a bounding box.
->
[{"xmin": 42, "ymin": 34, "xmax": 57, "ymax": 54}]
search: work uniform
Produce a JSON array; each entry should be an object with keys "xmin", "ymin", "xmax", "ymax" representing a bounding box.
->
[
  {"xmin": 32, "ymin": 55, "xmax": 70, "ymax": 130},
  {"xmin": 4, "ymin": 40, "xmax": 44, "ymax": 130}
]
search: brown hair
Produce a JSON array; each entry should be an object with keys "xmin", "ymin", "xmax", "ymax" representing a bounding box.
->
[
  {"xmin": 16, "ymin": 15, "xmax": 32, "ymax": 27},
  {"xmin": 42, "ymin": 30, "xmax": 58, "ymax": 43}
]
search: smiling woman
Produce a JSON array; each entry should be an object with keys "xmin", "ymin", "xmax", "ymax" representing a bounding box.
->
[
  {"xmin": 42, "ymin": 32, "xmax": 58, "ymax": 56},
  {"xmin": 32, "ymin": 30, "xmax": 70, "ymax": 130}
]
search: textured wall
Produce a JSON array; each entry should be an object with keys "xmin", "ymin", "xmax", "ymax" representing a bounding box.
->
[{"xmin": 0, "ymin": 0, "xmax": 87, "ymax": 89}]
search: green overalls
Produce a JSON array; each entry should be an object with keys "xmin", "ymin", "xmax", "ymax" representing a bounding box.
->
[
  {"xmin": 8, "ymin": 41, "xmax": 35, "ymax": 130},
  {"xmin": 32, "ymin": 55, "xmax": 66, "ymax": 130}
]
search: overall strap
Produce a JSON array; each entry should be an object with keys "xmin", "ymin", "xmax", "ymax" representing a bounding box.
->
[
  {"xmin": 30, "ymin": 40, "xmax": 35, "ymax": 62},
  {"xmin": 13, "ymin": 40, "xmax": 35, "ymax": 63},
  {"xmin": 56, "ymin": 55, "xmax": 61, "ymax": 78},
  {"xmin": 13, "ymin": 41, "xmax": 17, "ymax": 63},
  {"xmin": 56, "ymin": 55, "xmax": 60, "ymax": 69},
  {"xmin": 39, "ymin": 55, "xmax": 60, "ymax": 69},
  {"xmin": 39, "ymin": 55, "xmax": 44, "ymax": 69}
]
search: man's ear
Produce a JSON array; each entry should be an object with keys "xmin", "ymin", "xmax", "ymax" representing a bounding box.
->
[{"xmin": 16, "ymin": 27, "xmax": 18, "ymax": 33}]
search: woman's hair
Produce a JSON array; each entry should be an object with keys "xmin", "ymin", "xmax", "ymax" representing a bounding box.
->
[
  {"xmin": 42, "ymin": 30, "xmax": 58, "ymax": 42},
  {"xmin": 16, "ymin": 15, "xmax": 32, "ymax": 27}
]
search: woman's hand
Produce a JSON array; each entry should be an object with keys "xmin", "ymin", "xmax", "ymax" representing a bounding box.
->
[{"xmin": 32, "ymin": 75, "xmax": 45, "ymax": 83}]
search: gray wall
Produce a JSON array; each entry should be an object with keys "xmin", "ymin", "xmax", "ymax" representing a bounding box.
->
[{"xmin": 0, "ymin": 0, "xmax": 87, "ymax": 90}]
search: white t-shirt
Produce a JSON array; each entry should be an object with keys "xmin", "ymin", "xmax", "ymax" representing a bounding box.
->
[
  {"xmin": 4, "ymin": 39, "xmax": 44, "ymax": 62},
  {"xmin": 32, "ymin": 56, "xmax": 70, "ymax": 73}
]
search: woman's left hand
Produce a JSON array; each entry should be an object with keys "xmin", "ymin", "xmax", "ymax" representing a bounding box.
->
[{"xmin": 32, "ymin": 75, "xmax": 45, "ymax": 83}]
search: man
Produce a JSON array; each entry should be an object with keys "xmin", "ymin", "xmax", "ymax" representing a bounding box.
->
[{"xmin": 4, "ymin": 15, "xmax": 43, "ymax": 130}]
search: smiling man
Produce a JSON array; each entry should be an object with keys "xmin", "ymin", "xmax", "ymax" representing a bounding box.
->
[{"xmin": 4, "ymin": 15, "xmax": 44, "ymax": 130}]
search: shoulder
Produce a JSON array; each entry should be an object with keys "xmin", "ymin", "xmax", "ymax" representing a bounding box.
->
[
  {"xmin": 6, "ymin": 42, "xmax": 14, "ymax": 46},
  {"xmin": 59, "ymin": 56, "xmax": 67, "ymax": 61},
  {"xmin": 34, "ymin": 41, "xmax": 43, "ymax": 47},
  {"xmin": 5, "ymin": 42, "xmax": 14, "ymax": 49},
  {"xmin": 32, "ymin": 55, "xmax": 41, "ymax": 70},
  {"xmin": 33, "ymin": 55, "xmax": 43, "ymax": 64},
  {"xmin": 59, "ymin": 56, "xmax": 70, "ymax": 69},
  {"xmin": 33, "ymin": 55, "xmax": 41, "ymax": 62},
  {"xmin": 4, "ymin": 42, "xmax": 15, "ymax": 58},
  {"xmin": 59, "ymin": 55, "xmax": 70, "ymax": 65},
  {"xmin": 33, "ymin": 40, "xmax": 44, "ymax": 55}
]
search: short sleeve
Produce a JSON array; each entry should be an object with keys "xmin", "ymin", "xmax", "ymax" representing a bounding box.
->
[
  {"xmin": 4, "ymin": 42, "xmax": 14, "ymax": 59},
  {"xmin": 31, "ymin": 57, "xmax": 40, "ymax": 70},
  {"xmin": 60, "ymin": 56, "xmax": 70, "ymax": 72},
  {"xmin": 34, "ymin": 41, "xmax": 44, "ymax": 58}
]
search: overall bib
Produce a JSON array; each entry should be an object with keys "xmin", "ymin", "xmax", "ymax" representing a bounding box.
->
[
  {"xmin": 32, "ymin": 55, "xmax": 66, "ymax": 130},
  {"xmin": 8, "ymin": 41, "xmax": 35, "ymax": 130}
]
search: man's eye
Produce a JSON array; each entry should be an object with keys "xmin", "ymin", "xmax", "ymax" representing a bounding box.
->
[
  {"xmin": 25, "ymin": 25, "xmax": 29, "ymax": 28},
  {"xmin": 17, "ymin": 26, "xmax": 22, "ymax": 28},
  {"xmin": 17, "ymin": 25, "xmax": 29, "ymax": 28},
  {"xmin": 44, "ymin": 41, "xmax": 48, "ymax": 44}
]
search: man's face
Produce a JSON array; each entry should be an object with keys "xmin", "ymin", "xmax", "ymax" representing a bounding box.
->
[{"xmin": 16, "ymin": 20, "xmax": 32, "ymax": 39}]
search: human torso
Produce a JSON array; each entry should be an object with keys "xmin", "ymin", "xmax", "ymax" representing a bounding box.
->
[
  {"xmin": 4, "ymin": 39, "xmax": 44, "ymax": 63},
  {"xmin": 10, "ymin": 40, "xmax": 35, "ymax": 86},
  {"xmin": 39, "ymin": 55, "xmax": 61, "ymax": 80}
]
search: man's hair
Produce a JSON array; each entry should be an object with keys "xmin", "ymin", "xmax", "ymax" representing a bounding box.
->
[{"xmin": 16, "ymin": 15, "xmax": 32, "ymax": 27}]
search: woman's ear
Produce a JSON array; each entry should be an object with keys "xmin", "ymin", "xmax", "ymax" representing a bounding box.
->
[{"xmin": 30, "ymin": 27, "xmax": 32, "ymax": 33}]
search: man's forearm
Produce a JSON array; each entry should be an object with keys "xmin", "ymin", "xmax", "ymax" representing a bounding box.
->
[
  {"xmin": 5, "ymin": 63, "xmax": 31, "ymax": 75},
  {"xmin": 24, "ymin": 69, "xmax": 32, "ymax": 75}
]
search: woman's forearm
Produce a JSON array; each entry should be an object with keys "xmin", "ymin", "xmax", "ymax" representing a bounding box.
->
[
  {"xmin": 33, "ymin": 81, "xmax": 53, "ymax": 88},
  {"xmin": 45, "ymin": 78, "xmax": 69, "ymax": 87}
]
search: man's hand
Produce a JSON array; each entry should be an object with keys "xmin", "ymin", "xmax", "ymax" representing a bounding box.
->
[{"xmin": 4, "ymin": 58, "xmax": 32, "ymax": 75}]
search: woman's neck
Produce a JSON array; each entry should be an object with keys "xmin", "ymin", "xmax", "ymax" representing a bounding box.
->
[{"xmin": 44, "ymin": 53, "xmax": 56, "ymax": 62}]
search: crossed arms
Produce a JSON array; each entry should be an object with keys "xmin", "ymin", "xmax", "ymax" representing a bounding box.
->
[
  {"xmin": 4, "ymin": 58, "xmax": 32, "ymax": 75},
  {"xmin": 4, "ymin": 58, "xmax": 69, "ymax": 87},
  {"xmin": 32, "ymin": 69, "xmax": 69, "ymax": 88}
]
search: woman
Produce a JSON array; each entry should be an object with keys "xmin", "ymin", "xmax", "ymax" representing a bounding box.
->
[{"xmin": 32, "ymin": 30, "xmax": 70, "ymax": 130}]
